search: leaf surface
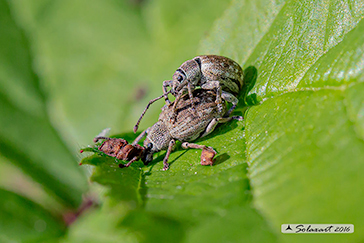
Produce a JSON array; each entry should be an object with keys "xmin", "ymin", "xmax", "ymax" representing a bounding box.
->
[
  {"xmin": 0, "ymin": 0, "xmax": 87, "ymax": 208},
  {"xmin": 203, "ymin": 0, "xmax": 364, "ymax": 242},
  {"xmin": 0, "ymin": 188, "xmax": 65, "ymax": 243}
]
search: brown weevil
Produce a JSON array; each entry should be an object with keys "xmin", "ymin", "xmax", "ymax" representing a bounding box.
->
[
  {"xmin": 134, "ymin": 55, "xmax": 244, "ymax": 133},
  {"xmin": 133, "ymin": 89, "xmax": 243, "ymax": 170}
]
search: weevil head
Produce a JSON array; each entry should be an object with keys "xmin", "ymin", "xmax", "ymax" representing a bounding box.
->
[
  {"xmin": 141, "ymin": 142, "xmax": 154, "ymax": 164},
  {"xmin": 141, "ymin": 122, "xmax": 171, "ymax": 164},
  {"xmin": 172, "ymin": 59, "xmax": 201, "ymax": 94}
]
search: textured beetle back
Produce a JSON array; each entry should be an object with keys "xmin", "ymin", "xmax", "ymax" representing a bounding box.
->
[
  {"xmin": 160, "ymin": 90, "xmax": 226, "ymax": 142},
  {"xmin": 196, "ymin": 55, "xmax": 243, "ymax": 94}
]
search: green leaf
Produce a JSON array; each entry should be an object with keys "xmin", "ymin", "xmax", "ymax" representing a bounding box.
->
[
  {"xmin": 81, "ymin": 154, "xmax": 144, "ymax": 207},
  {"xmin": 0, "ymin": 0, "xmax": 87, "ymax": 208},
  {"xmin": 76, "ymin": 119, "xmax": 278, "ymax": 242},
  {"xmin": 0, "ymin": 188, "xmax": 65, "ymax": 243},
  {"xmin": 186, "ymin": 206, "xmax": 278, "ymax": 243},
  {"xmin": 8, "ymin": 0, "xmax": 231, "ymax": 147},
  {"xmin": 10, "ymin": 0, "xmax": 363, "ymax": 242},
  {"xmin": 82, "ymin": 123, "xmax": 248, "ymax": 217},
  {"xmin": 202, "ymin": 0, "xmax": 364, "ymax": 242},
  {"xmin": 62, "ymin": 205, "xmax": 185, "ymax": 243}
]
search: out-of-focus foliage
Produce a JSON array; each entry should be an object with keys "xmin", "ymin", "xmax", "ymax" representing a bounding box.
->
[{"xmin": 0, "ymin": 0, "xmax": 363, "ymax": 242}]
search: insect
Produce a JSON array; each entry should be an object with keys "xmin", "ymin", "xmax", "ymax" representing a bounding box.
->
[
  {"xmin": 89, "ymin": 89, "xmax": 242, "ymax": 170},
  {"xmin": 134, "ymin": 55, "xmax": 244, "ymax": 133},
  {"xmin": 92, "ymin": 89, "xmax": 242, "ymax": 170}
]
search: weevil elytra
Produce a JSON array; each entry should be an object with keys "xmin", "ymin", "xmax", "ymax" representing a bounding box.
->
[
  {"xmin": 134, "ymin": 55, "xmax": 244, "ymax": 133},
  {"xmin": 90, "ymin": 89, "xmax": 242, "ymax": 170}
]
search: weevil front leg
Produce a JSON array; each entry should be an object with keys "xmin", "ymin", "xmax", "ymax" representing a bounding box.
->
[
  {"xmin": 163, "ymin": 139, "xmax": 176, "ymax": 170},
  {"xmin": 171, "ymin": 84, "xmax": 196, "ymax": 122},
  {"xmin": 132, "ymin": 127, "xmax": 150, "ymax": 145},
  {"xmin": 187, "ymin": 83, "xmax": 197, "ymax": 114},
  {"xmin": 119, "ymin": 156, "xmax": 139, "ymax": 168},
  {"xmin": 200, "ymin": 116, "xmax": 243, "ymax": 138},
  {"xmin": 93, "ymin": 136, "xmax": 111, "ymax": 143},
  {"xmin": 170, "ymin": 92, "xmax": 184, "ymax": 122},
  {"xmin": 163, "ymin": 80, "xmax": 173, "ymax": 105}
]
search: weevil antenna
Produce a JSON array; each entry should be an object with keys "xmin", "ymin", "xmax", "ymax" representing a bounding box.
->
[{"xmin": 134, "ymin": 91, "xmax": 171, "ymax": 133}]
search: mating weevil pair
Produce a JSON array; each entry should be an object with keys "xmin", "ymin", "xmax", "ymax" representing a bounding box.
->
[
  {"xmin": 94, "ymin": 89, "xmax": 243, "ymax": 170},
  {"xmin": 84, "ymin": 55, "xmax": 244, "ymax": 170},
  {"xmin": 134, "ymin": 55, "xmax": 244, "ymax": 133}
]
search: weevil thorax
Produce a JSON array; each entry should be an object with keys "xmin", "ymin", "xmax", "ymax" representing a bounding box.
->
[{"xmin": 172, "ymin": 59, "xmax": 201, "ymax": 93}]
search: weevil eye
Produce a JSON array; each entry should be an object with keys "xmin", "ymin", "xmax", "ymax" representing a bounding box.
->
[
  {"xmin": 177, "ymin": 75, "xmax": 183, "ymax": 82},
  {"xmin": 147, "ymin": 143, "xmax": 153, "ymax": 149}
]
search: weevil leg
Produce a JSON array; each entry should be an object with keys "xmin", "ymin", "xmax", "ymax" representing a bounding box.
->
[
  {"xmin": 221, "ymin": 90, "xmax": 239, "ymax": 116},
  {"xmin": 216, "ymin": 86, "xmax": 222, "ymax": 104},
  {"xmin": 93, "ymin": 136, "xmax": 111, "ymax": 143},
  {"xmin": 200, "ymin": 117, "xmax": 231, "ymax": 138},
  {"xmin": 181, "ymin": 142, "xmax": 207, "ymax": 150},
  {"xmin": 163, "ymin": 80, "xmax": 173, "ymax": 105},
  {"xmin": 133, "ymin": 94, "xmax": 168, "ymax": 133},
  {"xmin": 119, "ymin": 156, "xmax": 139, "ymax": 168},
  {"xmin": 231, "ymin": 115, "xmax": 244, "ymax": 121},
  {"xmin": 199, "ymin": 116, "xmax": 242, "ymax": 138},
  {"xmin": 163, "ymin": 139, "xmax": 176, "ymax": 171},
  {"xmin": 187, "ymin": 83, "xmax": 196, "ymax": 112},
  {"xmin": 171, "ymin": 92, "xmax": 183, "ymax": 122},
  {"xmin": 171, "ymin": 92, "xmax": 182, "ymax": 111},
  {"xmin": 201, "ymin": 81, "xmax": 222, "ymax": 104},
  {"xmin": 182, "ymin": 142, "xmax": 217, "ymax": 166},
  {"xmin": 132, "ymin": 127, "xmax": 150, "ymax": 145}
]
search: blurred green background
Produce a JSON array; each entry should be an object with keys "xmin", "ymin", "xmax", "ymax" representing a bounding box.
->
[{"xmin": 1, "ymin": 0, "xmax": 364, "ymax": 242}]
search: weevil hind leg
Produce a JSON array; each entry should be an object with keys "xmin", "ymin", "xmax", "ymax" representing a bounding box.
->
[
  {"xmin": 162, "ymin": 139, "xmax": 176, "ymax": 170},
  {"xmin": 200, "ymin": 117, "xmax": 233, "ymax": 138},
  {"xmin": 221, "ymin": 91, "xmax": 239, "ymax": 116},
  {"xmin": 181, "ymin": 142, "xmax": 207, "ymax": 150},
  {"xmin": 201, "ymin": 81, "xmax": 222, "ymax": 104},
  {"xmin": 182, "ymin": 142, "xmax": 217, "ymax": 166}
]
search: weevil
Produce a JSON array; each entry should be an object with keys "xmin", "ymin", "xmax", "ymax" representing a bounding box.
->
[
  {"xmin": 132, "ymin": 89, "xmax": 242, "ymax": 170},
  {"xmin": 91, "ymin": 89, "xmax": 242, "ymax": 170},
  {"xmin": 134, "ymin": 55, "xmax": 244, "ymax": 133}
]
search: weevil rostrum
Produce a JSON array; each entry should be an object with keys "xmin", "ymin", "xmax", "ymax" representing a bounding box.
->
[
  {"xmin": 134, "ymin": 55, "xmax": 244, "ymax": 133},
  {"xmin": 89, "ymin": 89, "xmax": 243, "ymax": 170}
]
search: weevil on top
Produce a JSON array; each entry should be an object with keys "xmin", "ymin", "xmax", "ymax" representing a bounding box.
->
[
  {"xmin": 82, "ymin": 89, "xmax": 242, "ymax": 170},
  {"xmin": 134, "ymin": 55, "xmax": 244, "ymax": 133}
]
